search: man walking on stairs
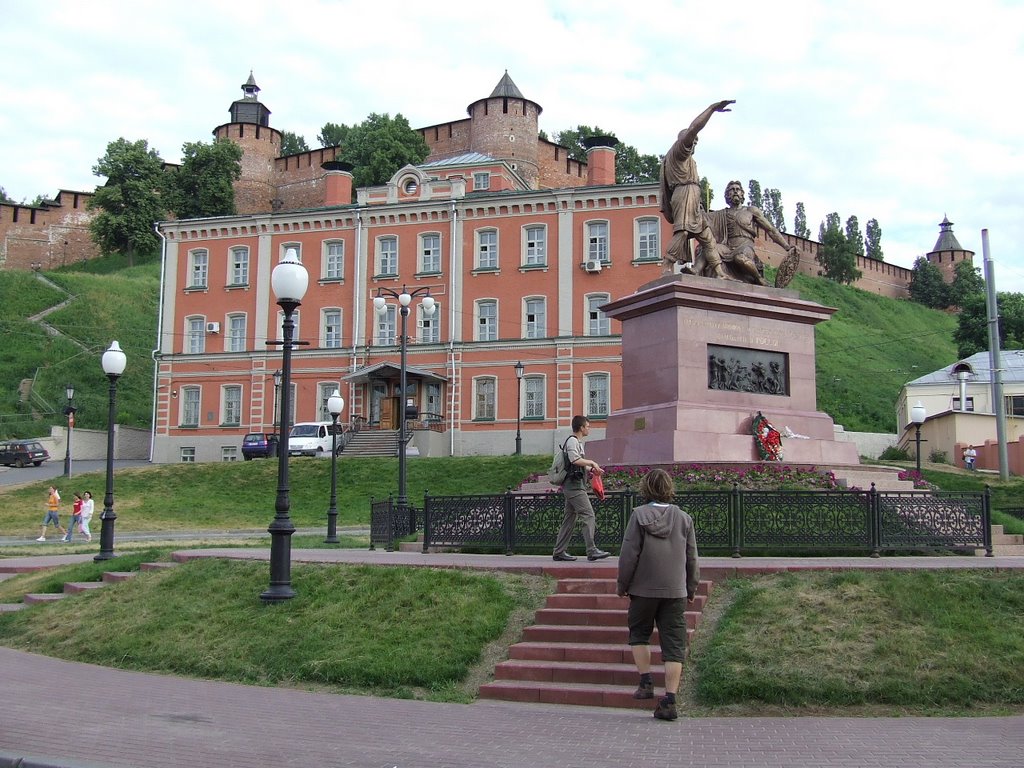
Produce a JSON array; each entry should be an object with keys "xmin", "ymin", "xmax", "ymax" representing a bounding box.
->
[
  {"xmin": 616, "ymin": 468, "xmax": 700, "ymax": 720},
  {"xmin": 552, "ymin": 415, "xmax": 610, "ymax": 562}
]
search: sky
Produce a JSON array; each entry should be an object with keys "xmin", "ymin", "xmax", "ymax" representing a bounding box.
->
[{"xmin": 2, "ymin": 0, "xmax": 1022, "ymax": 288}]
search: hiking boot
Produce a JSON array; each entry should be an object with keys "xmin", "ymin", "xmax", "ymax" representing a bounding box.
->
[
  {"xmin": 633, "ymin": 678, "xmax": 654, "ymax": 700},
  {"xmin": 653, "ymin": 696, "xmax": 678, "ymax": 721}
]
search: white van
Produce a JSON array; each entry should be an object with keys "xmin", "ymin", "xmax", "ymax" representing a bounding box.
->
[{"xmin": 287, "ymin": 422, "xmax": 336, "ymax": 457}]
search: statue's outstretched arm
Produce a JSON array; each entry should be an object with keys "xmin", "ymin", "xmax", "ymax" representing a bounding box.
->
[
  {"xmin": 676, "ymin": 100, "xmax": 735, "ymax": 147},
  {"xmin": 751, "ymin": 207, "xmax": 797, "ymax": 252}
]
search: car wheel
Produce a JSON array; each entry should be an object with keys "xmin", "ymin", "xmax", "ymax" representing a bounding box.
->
[
  {"xmin": 15, "ymin": 459, "xmax": 25, "ymax": 468},
  {"xmin": 33, "ymin": 461, "xmax": 42, "ymax": 466},
  {"xmin": 315, "ymin": 447, "xmax": 324, "ymax": 457}
]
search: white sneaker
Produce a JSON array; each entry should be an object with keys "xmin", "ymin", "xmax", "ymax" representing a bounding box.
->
[{"xmin": 36, "ymin": 536, "xmax": 46, "ymax": 542}]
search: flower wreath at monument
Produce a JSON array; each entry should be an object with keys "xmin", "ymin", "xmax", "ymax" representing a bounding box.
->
[{"xmin": 752, "ymin": 411, "xmax": 783, "ymax": 461}]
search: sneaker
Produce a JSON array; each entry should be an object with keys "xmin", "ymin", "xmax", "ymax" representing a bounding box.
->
[
  {"xmin": 633, "ymin": 678, "xmax": 654, "ymax": 700},
  {"xmin": 653, "ymin": 696, "xmax": 678, "ymax": 721},
  {"xmin": 36, "ymin": 536, "xmax": 46, "ymax": 542},
  {"xmin": 552, "ymin": 552, "xmax": 577, "ymax": 562},
  {"xmin": 587, "ymin": 550, "xmax": 611, "ymax": 561}
]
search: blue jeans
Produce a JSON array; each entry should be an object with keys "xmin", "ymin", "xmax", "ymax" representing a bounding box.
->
[{"xmin": 64, "ymin": 514, "xmax": 81, "ymax": 540}]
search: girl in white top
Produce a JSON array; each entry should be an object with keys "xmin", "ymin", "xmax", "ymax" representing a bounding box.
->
[{"xmin": 79, "ymin": 491, "xmax": 95, "ymax": 542}]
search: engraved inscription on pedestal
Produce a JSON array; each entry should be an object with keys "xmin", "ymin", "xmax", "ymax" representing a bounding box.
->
[{"xmin": 707, "ymin": 344, "xmax": 789, "ymax": 395}]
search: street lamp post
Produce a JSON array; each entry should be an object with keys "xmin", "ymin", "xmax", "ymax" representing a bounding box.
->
[
  {"xmin": 324, "ymin": 389, "xmax": 345, "ymax": 544},
  {"xmin": 261, "ymin": 248, "xmax": 309, "ymax": 602},
  {"xmin": 272, "ymin": 369, "xmax": 282, "ymax": 426},
  {"xmin": 94, "ymin": 342, "xmax": 126, "ymax": 561},
  {"xmin": 910, "ymin": 400, "xmax": 927, "ymax": 475},
  {"xmin": 514, "ymin": 361, "xmax": 524, "ymax": 455},
  {"xmin": 63, "ymin": 384, "xmax": 76, "ymax": 478},
  {"xmin": 373, "ymin": 286, "xmax": 435, "ymax": 519}
]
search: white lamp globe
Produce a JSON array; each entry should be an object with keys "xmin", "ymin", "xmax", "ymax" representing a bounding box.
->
[
  {"xmin": 101, "ymin": 340, "xmax": 127, "ymax": 377},
  {"xmin": 421, "ymin": 295, "xmax": 436, "ymax": 316},
  {"xmin": 373, "ymin": 296, "xmax": 387, "ymax": 315},
  {"xmin": 271, "ymin": 247, "xmax": 309, "ymax": 303},
  {"xmin": 327, "ymin": 390, "xmax": 345, "ymax": 417},
  {"xmin": 910, "ymin": 401, "xmax": 927, "ymax": 425}
]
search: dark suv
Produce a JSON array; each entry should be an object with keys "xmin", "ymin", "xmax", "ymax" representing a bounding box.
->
[
  {"xmin": 0, "ymin": 440, "xmax": 50, "ymax": 468},
  {"xmin": 241, "ymin": 433, "xmax": 277, "ymax": 460}
]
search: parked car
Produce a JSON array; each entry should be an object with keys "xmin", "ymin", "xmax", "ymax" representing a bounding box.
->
[
  {"xmin": 241, "ymin": 432, "xmax": 277, "ymax": 460},
  {"xmin": 0, "ymin": 440, "xmax": 51, "ymax": 468},
  {"xmin": 287, "ymin": 422, "xmax": 338, "ymax": 457}
]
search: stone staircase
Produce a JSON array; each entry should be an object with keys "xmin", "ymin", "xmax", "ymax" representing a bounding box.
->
[
  {"xmin": 829, "ymin": 466, "xmax": 917, "ymax": 492},
  {"xmin": 478, "ymin": 567, "xmax": 712, "ymax": 709},
  {"xmin": 978, "ymin": 524, "xmax": 1024, "ymax": 557},
  {"xmin": 2, "ymin": 561, "xmax": 178, "ymax": 611},
  {"xmin": 340, "ymin": 430, "xmax": 400, "ymax": 458}
]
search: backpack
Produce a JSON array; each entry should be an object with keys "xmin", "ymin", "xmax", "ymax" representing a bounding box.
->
[{"xmin": 547, "ymin": 437, "xmax": 584, "ymax": 485}]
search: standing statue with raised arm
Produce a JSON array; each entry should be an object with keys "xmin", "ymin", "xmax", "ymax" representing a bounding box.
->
[
  {"xmin": 703, "ymin": 180, "xmax": 802, "ymax": 288},
  {"xmin": 659, "ymin": 100, "xmax": 735, "ymax": 277}
]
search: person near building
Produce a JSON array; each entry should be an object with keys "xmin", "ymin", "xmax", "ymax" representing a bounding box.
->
[
  {"xmin": 552, "ymin": 415, "xmax": 610, "ymax": 562},
  {"xmin": 617, "ymin": 468, "xmax": 700, "ymax": 721},
  {"xmin": 63, "ymin": 492, "xmax": 84, "ymax": 542},
  {"xmin": 37, "ymin": 485, "xmax": 67, "ymax": 542},
  {"xmin": 963, "ymin": 445, "xmax": 977, "ymax": 470}
]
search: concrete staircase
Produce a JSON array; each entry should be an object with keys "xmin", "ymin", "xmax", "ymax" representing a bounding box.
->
[
  {"xmin": 478, "ymin": 567, "xmax": 712, "ymax": 709},
  {"xmin": 977, "ymin": 525, "xmax": 1024, "ymax": 557},
  {"xmin": 3, "ymin": 562, "xmax": 178, "ymax": 611},
  {"xmin": 829, "ymin": 466, "xmax": 917, "ymax": 492},
  {"xmin": 340, "ymin": 430, "xmax": 400, "ymax": 458}
]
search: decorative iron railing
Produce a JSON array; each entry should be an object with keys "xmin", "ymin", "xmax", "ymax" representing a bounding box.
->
[{"xmin": 369, "ymin": 486, "xmax": 992, "ymax": 557}]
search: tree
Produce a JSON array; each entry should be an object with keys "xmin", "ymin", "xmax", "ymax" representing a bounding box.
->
[
  {"xmin": 816, "ymin": 213, "xmax": 861, "ymax": 284},
  {"xmin": 88, "ymin": 138, "xmax": 166, "ymax": 266},
  {"xmin": 794, "ymin": 202, "xmax": 810, "ymax": 238},
  {"xmin": 162, "ymin": 139, "xmax": 242, "ymax": 220},
  {"xmin": 281, "ymin": 131, "xmax": 310, "ymax": 156},
  {"xmin": 762, "ymin": 188, "xmax": 785, "ymax": 232},
  {"xmin": 948, "ymin": 259, "xmax": 985, "ymax": 307},
  {"xmin": 747, "ymin": 179, "xmax": 763, "ymax": 210},
  {"xmin": 551, "ymin": 125, "xmax": 659, "ymax": 183},
  {"xmin": 317, "ymin": 113, "xmax": 428, "ymax": 189},
  {"xmin": 865, "ymin": 218, "xmax": 883, "ymax": 260},
  {"xmin": 954, "ymin": 291, "xmax": 1024, "ymax": 358},
  {"xmin": 700, "ymin": 177, "xmax": 714, "ymax": 212},
  {"xmin": 845, "ymin": 215, "xmax": 865, "ymax": 257},
  {"xmin": 908, "ymin": 256, "xmax": 950, "ymax": 309},
  {"xmin": 0, "ymin": 186, "xmax": 14, "ymax": 204}
]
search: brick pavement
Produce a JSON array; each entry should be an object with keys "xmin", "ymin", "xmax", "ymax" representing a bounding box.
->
[{"xmin": 1, "ymin": 549, "xmax": 1024, "ymax": 767}]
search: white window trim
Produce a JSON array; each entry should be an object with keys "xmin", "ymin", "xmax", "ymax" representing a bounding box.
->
[
  {"xmin": 586, "ymin": 219, "xmax": 610, "ymax": 264},
  {"xmin": 188, "ymin": 249, "xmax": 209, "ymax": 289},
  {"xmin": 280, "ymin": 242, "xmax": 302, "ymax": 263},
  {"xmin": 185, "ymin": 316, "xmax": 206, "ymax": 354},
  {"xmin": 523, "ymin": 296, "xmax": 546, "ymax": 339},
  {"xmin": 228, "ymin": 245, "xmax": 249, "ymax": 286},
  {"xmin": 181, "ymin": 386, "xmax": 202, "ymax": 427},
  {"xmin": 322, "ymin": 307, "xmax": 343, "ymax": 349},
  {"xmin": 585, "ymin": 293, "xmax": 611, "ymax": 337},
  {"xmin": 475, "ymin": 229, "xmax": 499, "ymax": 271},
  {"xmin": 377, "ymin": 236, "xmax": 398, "ymax": 276},
  {"xmin": 472, "ymin": 375, "xmax": 497, "ymax": 421},
  {"xmin": 523, "ymin": 374, "xmax": 546, "ymax": 420},
  {"xmin": 475, "ymin": 299, "xmax": 498, "ymax": 342},
  {"xmin": 226, "ymin": 313, "xmax": 247, "ymax": 353},
  {"xmin": 635, "ymin": 217, "xmax": 661, "ymax": 262},
  {"xmin": 221, "ymin": 384, "xmax": 243, "ymax": 427},
  {"xmin": 522, "ymin": 224, "xmax": 547, "ymax": 267},
  {"xmin": 323, "ymin": 239, "xmax": 345, "ymax": 281},
  {"xmin": 585, "ymin": 372, "xmax": 611, "ymax": 419},
  {"xmin": 418, "ymin": 302, "xmax": 441, "ymax": 343},
  {"xmin": 419, "ymin": 232, "xmax": 442, "ymax": 274}
]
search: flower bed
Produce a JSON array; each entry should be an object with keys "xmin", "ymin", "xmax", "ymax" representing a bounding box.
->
[{"xmin": 601, "ymin": 463, "xmax": 839, "ymax": 492}]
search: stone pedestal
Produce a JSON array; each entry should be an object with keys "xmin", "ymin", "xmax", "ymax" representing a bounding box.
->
[{"xmin": 587, "ymin": 274, "xmax": 859, "ymax": 467}]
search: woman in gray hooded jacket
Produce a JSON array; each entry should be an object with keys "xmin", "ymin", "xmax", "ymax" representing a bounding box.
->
[{"xmin": 616, "ymin": 468, "xmax": 700, "ymax": 721}]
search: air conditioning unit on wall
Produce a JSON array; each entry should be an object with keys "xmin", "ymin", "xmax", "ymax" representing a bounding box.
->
[
  {"xmin": 206, "ymin": 321, "xmax": 220, "ymax": 334},
  {"xmin": 584, "ymin": 259, "xmax": 603, "ymax": 273}
]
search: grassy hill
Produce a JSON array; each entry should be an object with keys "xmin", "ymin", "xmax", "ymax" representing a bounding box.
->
[{"xmin": 0, "ymin": 257, "xmax": 957, "ymax": 438}]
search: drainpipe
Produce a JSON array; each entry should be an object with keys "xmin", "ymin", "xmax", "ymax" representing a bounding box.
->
[
  {"xmin": 349, "ymin": 208, "xmax": 364, "ymax": 414},
  {"xmin": 448, "ymin": 201, "xmax": 457, "ymax": 455},
  {"xmin": 149, "ymin": 223, "xmax": 168, "ymax": 462}
]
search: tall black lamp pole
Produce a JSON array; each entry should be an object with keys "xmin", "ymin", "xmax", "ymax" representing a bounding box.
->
[
  {"xmin": 63, "ymin": 384, "xmax": 76, "ymax": 478},
  {"xmin": 373, "ymin": 286, "xmax": 435, "ymax": 519},
  {"xmin": 514, "ymin": 361, "xmax": 524, "ymax": 455},
  {"xmin": 910, "ymin": 400, "xmax": 926, "ymax": 475},
  {"xmin": 261, "ymin": 248, "xmax": 308, "ymax": 602},
  {"xmin": 272, "ymin": 369, "xmax": 282, "ymax": 426},
  {"xmin": 94, "ymin": 342, "xmax": 126, "ymax": 561},
  {"xmin": 324, "ymin": 389, "xmax": 345, "ymax": 544}
]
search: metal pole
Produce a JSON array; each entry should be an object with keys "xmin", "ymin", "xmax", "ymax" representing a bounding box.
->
[
  {"xmin": 63, "ymin": 413, "xmax": 73, "ymax": 478},
  {"xmin": 515, "ymin": 378, "xmax": 522, "ymax": 455},
  {"xmin": 262, "ymin": 301, "xmax": 298, "ymax": 601},
  {"xmin": 915, "ymin": 424, "xmax": 922, "ymax": 475},
  {"xmin": 397, "ymin": 303, "xmax": 409, "ymax": 515},
  {"xmin": 325, "ymin": 411, "xmax": 340, "ymax": 544},
  {"xmin": 982, "ymin": 230, "xmax": 1009, "ymax": 481},
  {"xmin": 94, "ymin": 375, "xmax": 118, "ymax": 561}
]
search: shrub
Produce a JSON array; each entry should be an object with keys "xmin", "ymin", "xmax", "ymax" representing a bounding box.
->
[
  {"xmin": 879, "ymin": 446, "xmax": 911, "ymax": 461},
  {"xmin": 929, "ymin": 449, "xmax": 948, "ymax": 464},
  {"xmin": 602, "ymin": 463, "xmax": 838, "ymax": 492}
]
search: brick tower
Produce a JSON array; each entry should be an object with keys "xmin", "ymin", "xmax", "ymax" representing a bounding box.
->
[
  {"xmin": 212, "ymin": 72, "xmax": 282, "ymax": 214},
  {"xmin": 925, "ymin": 215, "xmax": 974, "ymax": 283},
  {"xmin": 466, "ymin": 71, "xmax": 542, "ymax": 189}
]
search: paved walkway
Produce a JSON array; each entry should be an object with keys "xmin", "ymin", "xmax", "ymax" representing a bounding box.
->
[{"xmin": 2, "ymin": 548, "xmax": 1024, "ymax": 767}]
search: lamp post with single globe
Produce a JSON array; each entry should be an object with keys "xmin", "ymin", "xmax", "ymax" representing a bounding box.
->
[
  {"xmin": 373, "ymin": 286, "xmax": 435, "ymax": 519},
  {"xmin": 63, "ymin": 384, "xmax": 76, "ymax": 478},
  {"xmin": 272, "ymin": 369, "xmax": 282, "ymax": 426},
  {"xmin": 261, "ymin": 248, "xmax": 308, "ymax": 602},
  {"xmin": 910, "ymin": 400, "xmax": 927, "ymax": 475},
  {"xmin": 514, "ymin": 361, "xmax": 524, "ymax": 455},
  {"xmin": 94, "ymin": 342, "xmax": 126, "ymax": 561},
  {"xmin": 324, "ymin": 389, "xmax": 345, "ymax": 544}
]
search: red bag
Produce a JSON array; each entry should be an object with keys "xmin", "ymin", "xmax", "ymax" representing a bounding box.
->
[{"xmin": 590, "ymin": 472, "xmax": 606, "ymax": 500}]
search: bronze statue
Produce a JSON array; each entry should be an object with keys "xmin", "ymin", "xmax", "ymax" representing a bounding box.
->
[
  {"xmin": 700, "ymin": 181, "xmax": 802, "ymax": 288},
  {"xmin": 659, "ymin": 100, "xmax": 735, "ymax": 278}
]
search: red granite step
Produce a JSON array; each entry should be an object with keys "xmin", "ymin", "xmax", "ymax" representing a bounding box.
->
[
  {"xmin": 23, "ymin": 593, "xmax": 67, "ymax": 604},
  {"xmin": 140, "ymin": 562, "xmax": 179, "ymax": 571},
  {"xmin": 478, "ymin": 679, "xmax": 668, "ymax": 710},
  {"xmin": 508, "ymin": 641, "xmax": 664, "ymax": 665},
  {"xmin": 102, "ymin": 571, "xmax": 138, "ymax": 583},
  {"xmin": 64, "ymin": 582, "xmax": 106, "ymax": 594},
  {"xmin": 493, "ymin": 658, "xmax": 664, "ymax": 687}
]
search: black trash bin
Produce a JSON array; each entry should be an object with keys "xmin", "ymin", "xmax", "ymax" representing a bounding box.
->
[{"xmin": 267, "ymin": 435, "xmax": 279, "ymax": 458}]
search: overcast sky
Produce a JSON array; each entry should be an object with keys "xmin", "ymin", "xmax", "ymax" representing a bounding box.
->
[{"xmin": 2, "ymin": 1, "xmax": 1021, "ymax": 289}]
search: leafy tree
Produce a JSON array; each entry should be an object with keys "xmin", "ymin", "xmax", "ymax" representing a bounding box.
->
[
  {"xmin": 88, "ymin": 138, "xmax": 166, "ymax": 266},
  {"xmin": 794, "ymin": 202, "xmax": 810, "ymax": 238},
  {"xmin": 700, "ymin": 177, "xmax": 714, "ymax": 211},
  {"xmin": 281, "ymin": 131, "xmax": 310, "ymax": 156},
  {"xmin": 908, "ymin": 256, "xmax": 950, "ymax": 309},
  {"xmin": 162, "ymin": 139, "xmax": 242, "ymax": 219},
  {"xmin": 551, "ymin": 125, "xmax": 660, "ymax": 184},
  {"xmin": 948, "ymin": 259, "xmax": 985, "ymax": 307},
  {"xmin": 317, "ymin": 113, "xmax": 428, "ymax": 189},
  {"xmin": 762, "ymin": 188, "xmax": 785, "ymax": 231},
  {"xmin": 816, "ymin": 213, "xmax": 861, "ymax": 284},
  {"xmin": 0, "ymin": 186, "xmax": 15, "ymax": 204},
  {"xmin": 845, "ymin": 215, "xmax": 865, "ymax": 257},
  {"xmin": 954, "ymin": 291, "xmax": 1024, "ymax": 358},
  {"xmin": 747, "ymin": 179, "xmax": 763, "ymax": 209},
  {"xmin": 865, "ymin": 218, "xmax": 883, "ymax": 260}
]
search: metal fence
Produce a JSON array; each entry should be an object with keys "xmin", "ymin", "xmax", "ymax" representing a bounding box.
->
[{"xmin": 369, "ymin": 486, "xmax": 992, "ymax": 557}]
